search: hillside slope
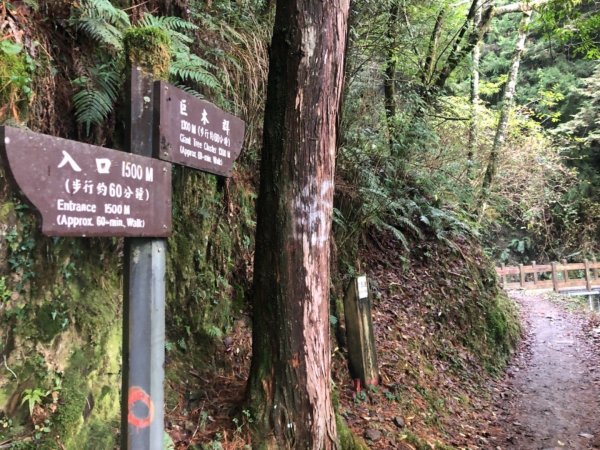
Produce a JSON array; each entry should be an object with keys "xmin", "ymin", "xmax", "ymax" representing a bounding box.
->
[{"xmin": 159, "ymin": 232, "xmax": 520, "ymax": 449}]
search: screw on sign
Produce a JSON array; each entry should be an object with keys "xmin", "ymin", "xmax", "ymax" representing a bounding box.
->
[{"xmin": 0, "ymin": 126, "xmax": 172, "ymax": 238}]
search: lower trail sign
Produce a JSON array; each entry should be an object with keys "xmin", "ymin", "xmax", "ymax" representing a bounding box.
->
[{"xmin": 0, "ymin": 126, "xmax": 172, "ymax": 237}]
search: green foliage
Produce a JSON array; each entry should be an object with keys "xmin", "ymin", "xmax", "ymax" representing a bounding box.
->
[
  {"xmin": 20, "ymin": 388, "xmax": 49, "ymax": 417},
  {"xmin": 71, "ymin": 0, "xmax": 130, "ymax": 52},
  {"xmin": 538, "ymin": 0, "xmax": 600, "ymax": 60},
  {"xmin": 72, "ymin": 63, "xmax": 121, "ymax": 136},
  {"xmin": 336, "ymin": 103, "xmax": 476, "ymax": 260},
  {"xmin": 0, "ymin": 276, "xmax": 10, "ymax": 303},
  {"xmin": 138, "ymin": 14, "xmax": 221, "ymax": 94},
  {"xmin": 70, "ymin": 3, "xmax": 221, "ymax": 134},
  {"xmin": 0, "ymin": 39, "xmax": 34, "ymax": 121}
]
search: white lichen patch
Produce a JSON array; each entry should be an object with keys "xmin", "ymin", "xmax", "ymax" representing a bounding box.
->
[{"xmin": 292, "ymin": 179, "xmax": 333, "ymax": 249}]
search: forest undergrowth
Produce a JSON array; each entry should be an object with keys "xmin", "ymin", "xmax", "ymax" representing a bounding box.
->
[
  {"xmin": 0, "ymin": 0, "xmax": 598, "ymax": 448},
  {"xmin": 161, "ymin": 229, "xmax": 520, "ymax": 449}
]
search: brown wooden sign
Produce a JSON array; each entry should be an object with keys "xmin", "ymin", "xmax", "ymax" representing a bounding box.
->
[
  {"xmin": 154, "ymin": 81, "xmax": 245, "ymax": 176},
  {"xmin": 0, "ymin": 126, "xmax": 172, "ymax": 237}
]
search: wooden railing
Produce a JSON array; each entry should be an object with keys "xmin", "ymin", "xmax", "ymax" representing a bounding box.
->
[{"xmin": 496, "ymin": 260, "xmax": 600, "ymax": 292}]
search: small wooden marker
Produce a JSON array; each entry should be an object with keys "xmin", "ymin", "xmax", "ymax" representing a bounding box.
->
[{"xmin": 343, "ymin": 275, "xmax": 379, "ymax": 387}]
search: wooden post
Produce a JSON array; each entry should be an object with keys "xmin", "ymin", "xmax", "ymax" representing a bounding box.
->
[
  {"xmin": 585, "ymin": 259, "xmax": 592, "ymax": 291},
  {"xmin": 519, "ymin": 264, "xmax": 525, "ymax": 288},
  {"xmin": 532, "ymin": 261, "xmax": 538, "ymax": 285},
  {"xmin": 500, "ymin": 263, "xmax": 506, "ymax": 287},
  {"xmin": 561, "ymin": 259, "xmax": 569, "ymax": 283},
  {"xmin": 343, "ymin": 275, "xmax": 379, "ymax": 387},
  {"xmin": 551, "ymin": 262, "xmax": 559, "ymax": 293}
]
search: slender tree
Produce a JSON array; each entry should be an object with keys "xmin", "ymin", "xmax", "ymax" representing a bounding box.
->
[
  {"xmin": 481, "ymin": 11, "xmax": 532, "ymax": 200},
  {"xmin": 384, "ymin": 1, "xmax": 399, "ymax": 142},
  {"xmin": 246, "ymin": 0, "xmax": 350, "ymax": 448},
  {"xmin": 467, "ymin": 0, "xmax": 484, "ymax": 179}
]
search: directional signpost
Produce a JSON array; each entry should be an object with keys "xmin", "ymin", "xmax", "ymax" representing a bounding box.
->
[
  {"xmin": 0, "ymin": 66, "xmax": 245, "ymax": 450},
  {"xmin": 0, "ymin": 126, "xmax": 172, "ymax": 237},
  {"xmin": 154, "ymin": 81, "xmax": 245, "ymax": 176}
]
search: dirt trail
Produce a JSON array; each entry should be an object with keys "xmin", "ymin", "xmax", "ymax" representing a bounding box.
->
[{"xmin": 491, "ymin": 292, "xmax": 600, "ymax": 450}]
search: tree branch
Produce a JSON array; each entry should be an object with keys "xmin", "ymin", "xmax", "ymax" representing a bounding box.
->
[{"xmin": 495, "ymin": 0, "xmax": 551, "ymax": 16}]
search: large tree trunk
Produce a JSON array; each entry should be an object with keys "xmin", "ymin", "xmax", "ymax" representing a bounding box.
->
[
  {"xmin": 246, "ymin": 0, "xmax": 350, "ymax": 449},
  {"xmin": 480, "ymin": 11, "xmax": 532, "ymax": 198}
]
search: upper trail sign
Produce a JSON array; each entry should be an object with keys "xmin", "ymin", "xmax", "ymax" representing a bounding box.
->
[
  {"xmin": 0, "ymin": 82, "xmax": 245, "ymax": 239},
  {"xmin": 154, "ymin": 81, "xmax": 245, "ymax": 177},
  {"xmin": 0, "ymin": 126, "xmax": 172, "ymax": 237}
]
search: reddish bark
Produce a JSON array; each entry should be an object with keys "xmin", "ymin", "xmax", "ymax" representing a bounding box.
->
[{"xmin": 246, "ymin": 0, "xmax": 350, "ymax": 448}]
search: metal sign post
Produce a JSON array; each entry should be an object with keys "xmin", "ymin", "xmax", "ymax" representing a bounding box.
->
[
  {"xmin": 0, "ymin": 64, "xmax": 245, "ymax": 449},
  {"xmin": 121, "ymin": 66, "xmax": 166, "ymax": 450}
]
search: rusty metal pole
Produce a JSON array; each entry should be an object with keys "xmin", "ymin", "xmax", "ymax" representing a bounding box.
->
[{"xmin": 121, "ymin": 66, "xmax": 166, "ymax": 449}]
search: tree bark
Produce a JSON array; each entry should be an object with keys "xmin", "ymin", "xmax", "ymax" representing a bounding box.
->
[
  {"xmin": 467, "ymin": 0, "xmax": 483, "ymax": 178},
  {"xmin": 384, "ymin": 2, "xmax": 399, "ymax": 149},
  {"xmin": 495, "ymin": 0, "xmax": 550, "ymax": 15},
  {"xmin": 422, "ymin": 7, "xmax": 447, "ymax": 87},
  {"xmin": 246, "ymin": 0, "xmax": 350, "ymax": 448},
  {"xmin": 481, "ymin": 11, "xmax": 532, "ymax": 198},
  {"xmin": 429, "ymin": 0, "xmax": 550, "ymax": 96}
]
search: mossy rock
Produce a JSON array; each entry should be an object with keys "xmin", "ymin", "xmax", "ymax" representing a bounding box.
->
[
  {"xmin": 336, "ymin": 414, "xmax": 370, "ymax": 450},
  {"xmin": 124, "ymin": 26, "xmax": 171, "ymax": 79}
]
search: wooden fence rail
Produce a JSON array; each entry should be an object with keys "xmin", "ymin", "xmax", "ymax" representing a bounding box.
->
[{"xmin": 496, "ymin": 259, "xmax": 600, "ymax": 293}]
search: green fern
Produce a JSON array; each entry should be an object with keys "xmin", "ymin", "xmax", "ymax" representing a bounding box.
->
[
  {"xmin": 72, "ymin": 63, "xmax": 121, "ymax": 135},
  {"xmin": 174, "ymin": 83, "xmax": 205, "ymax": 99},
  {"xmin": 171, "ymin": 54, "xmax": 220, "ymax": 89},
  {"xmin": 380, "ymin": 222, "xmax": 410, "ymax": 251},
  {"xmin": 72, "ymin": 0, "xmax": 130, "ymax": 51},
  {"xmin": 70, "ymin": 5, "xmax": 223, "ymax": 133},
  {"xmin": 139, "ymin": 14, "xmax": 196, "ymax": 54},
  {"xmin": 140, "ymin": 14, "xmax": 221, "ymax": 92}
]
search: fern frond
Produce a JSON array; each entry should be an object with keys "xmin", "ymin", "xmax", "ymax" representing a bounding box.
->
[
  {"xmin": 140, "ymin": 14, "xmax": 198, "ymax": 32},
  {"xmin": 72, "ymin": 0, "xmax": 129, "ymax": 50},
  {"xmin": 81, "ymin": 0, "xmax": 130, "ymax": 28},
  {"xmin": 332, "ymin": 207, "xmax": 348, "ymax": 232},
  {"xmin": 395, "ymin": 216, "xmax": 423, "ymax": 239},
  {"xmin": 72, "ymin": 63, "xmax": 121, "ymax": 135},
  {"xmin": 380, "ymin": 223, "xmax": 410, "ymax": 251},
  {"xmin": 76, "ymin": 18, "xmax": 124, "ymax": 50},
  {"xmin": 170, "ymin": 55, "xmax": 221, "ymax": 90},
  {"xmin": 139, "ymin": 14, "xmax": 196, "ymax": 52}
]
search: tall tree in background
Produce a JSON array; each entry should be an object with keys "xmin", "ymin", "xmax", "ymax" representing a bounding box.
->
[
  {"xmin": 480, "ymin": 10, "xmax": 532, "ymax": 201},
  {"xmin": 246, "ymin": 0, "xmax": 350, "ymax": 448}
]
